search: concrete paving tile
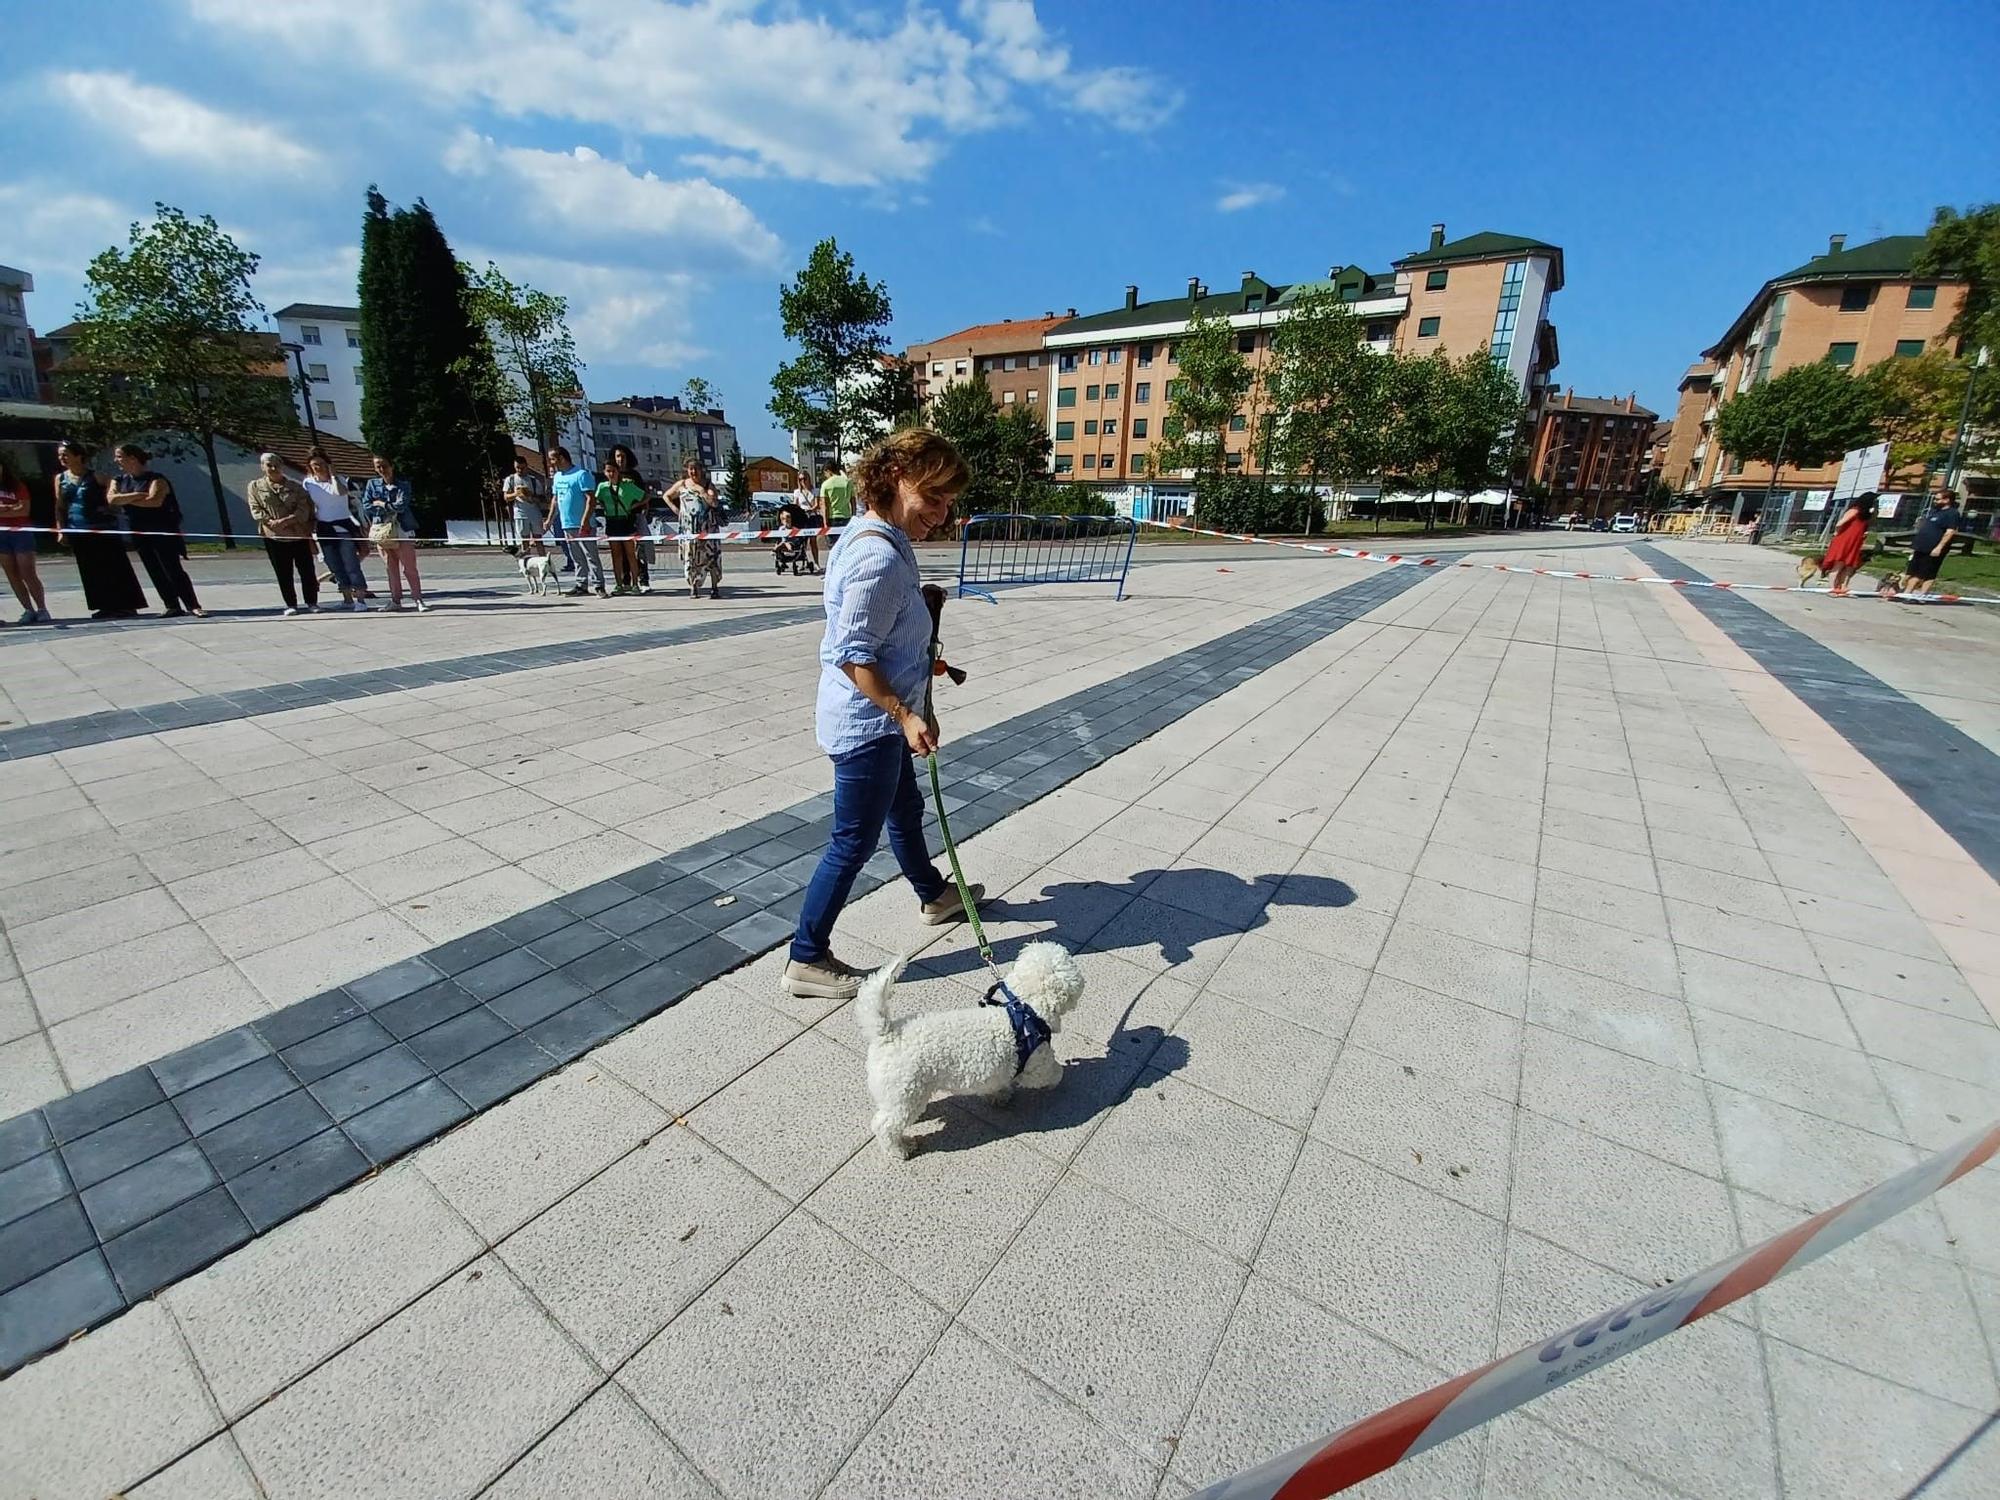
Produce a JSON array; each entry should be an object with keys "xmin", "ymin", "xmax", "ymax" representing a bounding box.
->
[
  {"xmin": 416, "ymin": 1063, "xmax": 665, "ymax": 1239},
  {"xmin": 62, "ymin": 1100, "xmax": 190, "ymax": 1190},
  {"xmin": 198, "ymin": 875, "xmax": 380, "ymax": 963},
  {"xmin": 1533, "ymin": 869, "xmax": 1673, "ymax": 940},
  {"xmin": 686, "ymin": 1028, "xmax": 871, "ymax": 1201},
  {"xmin": 1710, "ymin": 1085, "xmax": 1922, "ymax": 1217},
  {"xmin": 1538, "ymin": 833, "xmax": 1659, "ymax": 894},
  {"xmin": 955, "ymin": 1036, "xmax": 1152, "ymax": 1165},
  {"xmin": 595, "ymin": 981, "xmax": 804, "ymax": 1115},
  {"xmin": 961, "ymin": 1175, "xmax": 1243, "ymax": 1465},
  {"xmin": 1789, "ymin": 889, "xmax": 1942, "ymax": 961},
  {"xmin": 1480, "ymin": 1416, "xmax": 1687, "ymax": 1500},
  {"xmin": 131, "ymin": 1434, "xmax": 264, "ymax": 1500},
  {"xmin": 50, "ymin": 966, "xmax": 273, "ymax": 1095},
  {"xmin": 1520, "ymin": 1026, "xmax": 1720, "ymax": 1175},
  {"xmin": 1174, "ymin": 989, "xmax": 1340, "ymax": 1127},
  {"xmin": 1838, "ymin": 990, "xmax": 2000, "ymax": 1092},
  {"xmin": 1375, "ymin": 920, "xmax": 1529, "ymax": 1017},
  {"xmin": 347, "ymin": 839, "xmax": 508, "ymax": 905},
  {"xmin": 1872, "ymin": 1058, "xmax": 2000, "ymax": 1152},
  {"xmin": 620, "ymin": 1212, "xmax": 945, "ymax": 1500},
  {"xmin": 1349, "ymin": 974, "xmax": 1522, "ymax": 1101},
  {"xmin": 1053, "ymin": 955, "xmax": 1198, "ymax": 1055},
  {"xmin": 483, "ymin": 1385, "xmax": 716, "ymax": 1500},
  {"xmin": 1085, "ymin": 894, "xmax": 1245, "ymax": 986},
  {"xmin": 1414, "ymin": 843, "xmax": 1538, "ymax": 905},
  {"xmin": 1665, "ymin": 899, "xmax": 1824, "ymax": 981},
  {"xmin": 1098, "ymin": 804, "xmax": 1210, "ymax": 857},
  {"xmin": 1172, "ymin": 1275, "xmax": 1482, "ymax": 1499},
  {"xmin": 1676, "ymin": 948, "xmax": 1858, "ymax": 1047},
  {"xmin": 1239, "ymin": 894, "xmax": 1392, "ymax": 971},
  {"xmin": 0, "ymin": 1032, "xmax": 64, "ymax": 1117},
  {"xmin": 1200, "ymin": 932, "xmax": 1368, "ymax": 1038},
  {"xmin": 0, "ymin": 1194, "xmax": 93, "ymax": 1295},
  {"xmin": 1400, "ymin": 877, "xmax": 1533, "ymax": 955},
  {"xmin": 1258, "ymin": 1141, "xmax": 1502, "ymax": 1368},
  {"xmin": 10, "ymin": 887, "xmax": 189, "ymax": 973},
  {"xmin": 1532, "ymin": 908, "xmax": 1681, "ymax": 997},
  {"xmin": 1509, "ymin": 1112, "xmax": 1737, "ymax": 1282},
  {"xmin": 0, "ymin": 979, "xmax": 34, "ymax": 1048},
  {"xmin": 234, "ymin": 917, "xmax": 432, "ymax": 1011},
  {"xmin": 1764, "ymin": 1338, "xmax": 1999, "ymax": 1500},
  {"xmin": 1310, "ymin": 1044, "xmax": 1515, "ymax": 1216},
  {"xmin": 1734, "ymin": 1192, "xmax": 1996, "ymax": 1408},
  {"xmin": 0, "ymin": 1301, "xmax": 221, "ymax": 1500},
  {"xmin": 1074, "ymin": 1069, "xmax": 1299, "ymax": 1261},
  {"xmin": 80, "ymin": 1138, "xmax": 218, "ymax": 1240},
  {"xmin": 227, "ymin": 1128, "xmax": 371, "ymax": 1232},
  {"xmin": 1541, "ymin": 804, "xmax": 1647, "ymax": 857},
  {"xmin": 1493, "ymin": 1229, "xmax": 1778, "ymax": 1497},
  {"xmin": 1524, "ymin": 960, "xmax": 1698, "ymax": 1071},
  {"xmin": 0, "ymin": 853, "xmax": 158, "ymax": 929},
  {"xmin": 102, "ymin": 1182, "xmax": 254, "ymax": 1299},
  {"xmin": 507, "ymin": 1117, "xmax": 788, "ymax": 1368},
  {"xmin": 27, "ymin": 924, "xmax": 232, "ymax": 1027},
  {"xmin": 1308, "ymin": 816, "xmax": 1428, "ymax": 874},
  {"xmin": 1814, "ymin": 933, "xmax": 1978, "ymax": 1016},
  {"xmin": 825, "ymin": 1326, "xmax": 1158, "ymax": 1500},
  {"xmin": 233, "ymin": 1257, "xmax": 598, "ymax": 1500}
]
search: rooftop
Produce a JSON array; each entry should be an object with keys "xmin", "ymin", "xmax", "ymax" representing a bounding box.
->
[
  {"xmin": 1396, "ymin": 229, "xmax": 1560, "ymax": 267},
  {"xmin": 273, "ymin": 303, "xmax": 361, "ymax": 323},
  {"xmin": 589, "ymin": 401, "xmax": 733, "ymax": 426},
  {"xmin": 1548, "ymin": 391, "xmax": 1659, "ymax": 420},
  {"xmin": 907, "ymin": 314, "xmax": 1073, "ymax": 354},
  {"xmin": 1706, "ymin": 234, "xmax": 1957, "ymax": 358}
]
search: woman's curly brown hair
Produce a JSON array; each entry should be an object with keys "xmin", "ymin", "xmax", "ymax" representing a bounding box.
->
[{"xmin": 850, "ymin": 429, "xmax": 970, "ymax": 515}]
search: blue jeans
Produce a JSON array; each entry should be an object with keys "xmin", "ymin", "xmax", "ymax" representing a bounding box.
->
[
  {"xmin": 317, "ymin": 525, "xmax": 366, "ymax": 594},
  {"xmin": 790, "ymin": 734, "xmax": 947, "ymax": 963}
]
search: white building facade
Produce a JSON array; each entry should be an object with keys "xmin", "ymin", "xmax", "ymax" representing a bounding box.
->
[
  {"xmin": 1, "ymin": 266, "xmax": 41, "ymax": 403},
  {"xmin": 271, "ymin": 302, "xmax": 366, "ymax": 445}
]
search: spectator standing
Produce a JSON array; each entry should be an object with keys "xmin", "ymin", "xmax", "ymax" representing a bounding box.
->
[
  {"xmin": 1800, "ymin": 491, "xmax": 1875, "ymax": 597},
  {"xmin": 0, "ymin": 455, "xmax": 50, "ymax": 622},
  {"xmin": 56, "ymin": 439, "xmax": 147, "ymax": 619},
  {"xmin": 595, "ymin": 455, "xmax": 648, "ymax": 594},
  {"xmin": 304, "ymin": 449, "xmax": 370, "ymax": 611},
  {"xmin": 667, "ymin": 459, "xmax": 722, "ymax": 599},
  {"xmin": 111, "ymin": 444, "xmax": 203, "ymax": 617},
  {"xmin": 247, "ymin": 452, "xmax": 320, "ymax": 614},
  {"xmin": 1901, "ymin": 490, "xmax": 1965, "ymax": 602},
  {"xmin": 791, "ymin": 470, "xmax": 824, "ymax": 572},
  {"xmin": 362, "ymin": 455, "xmax": 427, "ymax": 612},
  {"xmin": 503, "ymin": 453, "xmax": 548, "ymax": 556},
  {"xmin": 610, "ymin": 443, "xmax": 653, "ymax": 593},
  {"xmin": 549, "ymin": 446, "xmax": 605, "ymax": 596},
  {"xmin": 820, "ymin": 462, "xmax": 854, "ymax": 527}
]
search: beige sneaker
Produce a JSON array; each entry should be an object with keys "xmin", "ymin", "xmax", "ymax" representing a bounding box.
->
[
  {"xmin": 781, "ymin": 954, "xmax": 869, "ymax": 1000},
  {"xmin": 920, "ymin": 883, "xmax": 985, "ymax": 926}
]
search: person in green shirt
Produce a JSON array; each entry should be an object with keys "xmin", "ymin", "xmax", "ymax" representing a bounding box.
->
[
  {"xmin": 820, "ymin": 464, "xmax": 854, "ymax": 526},
  {"xmin": 595, "ymin": 456, "xmax": 648, "ymax": 594}
]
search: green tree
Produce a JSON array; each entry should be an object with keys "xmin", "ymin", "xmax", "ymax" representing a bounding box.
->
[
  {"xmin": 927, "ymin": 377, "xmax": 1006, "ymax": 515},
  {"xmin": 455, "ymin": 261, "xmax": 584, "ymax": 463},
  {"xmin": 1861, "ymin": 349, "xmax": 1966, "ymax": 481},
  {"xmin": 1151, "ymin": 306, "xmax": 1253, "ymax": 481},
  {"xmin": 1914, "ymin": 206, "xmax": 2000, "ymax": 475},
  {"xmin": 723, "ymin": 440, "xmax": 751, "ymax": 512},
  {"xmin": 679, "ymin": 376, "xmax": 719, "ymax": 413},
  {"xmin": 1713, "ymin": 359, "xmax": 1879, "ymax": 476},
  {"xmin": 1380, "ymin": 349, "xmax": 1456, "ymax": 530},
  {"xmin": 1264, "ymin": 288, "xmax": 1387, "ymax": 532},
  {"xmin": 1440, "ymin": 349, "xmax": 1525, "ymax": 524},
  {"xmin": 358, "ymin": 187, "xmax": 510, "ymax": 528},
  {"xmin": 995, "ymin": 402, "xmax": 1053, "ymax": 506},
  {"xmin": 61, "ymin": 204, "xmax": 297, "ymax": 547},
  {"xmin": 856, "ymin": 355, "xmax": 923, "ymax": 436},
  {"xmin": 769, "ymin": 238, "xmax": 894, "ymax": 465}
]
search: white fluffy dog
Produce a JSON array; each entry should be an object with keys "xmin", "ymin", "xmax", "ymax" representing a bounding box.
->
[
  {"xmin": 855, "ymin": 941, "xmax": 1085, "ymax": 1160},
  {"xmin": 520, "ymin": 552, "xmax": 558, "ymax": 595}
]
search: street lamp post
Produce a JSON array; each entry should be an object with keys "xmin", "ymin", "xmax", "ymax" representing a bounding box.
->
[
  {"xmin": 1942, "ymin": 345, "xmax": 1990, "ymax": 500},
  {"xmin": 279, "ymin": 341, "xmax": 319, "ymax": 447}
]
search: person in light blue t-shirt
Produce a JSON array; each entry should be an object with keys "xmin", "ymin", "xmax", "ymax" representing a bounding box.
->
[{"xmin": 547, "ymin": 445, "xmax": 606, "ymax": 596}]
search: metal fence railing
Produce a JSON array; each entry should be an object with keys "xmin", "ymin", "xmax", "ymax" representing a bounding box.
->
[{"xmin": 956, "ymin": 512, "xmax": 1137, "ymax": 602}]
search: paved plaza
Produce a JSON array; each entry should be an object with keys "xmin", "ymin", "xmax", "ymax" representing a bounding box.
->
[{"xmin": 2, "ymin": 532, "xmax": 1999, "ymax": 1499}]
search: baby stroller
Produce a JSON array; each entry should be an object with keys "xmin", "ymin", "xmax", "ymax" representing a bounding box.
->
[{"xmin": 772, "ymin": 503, "xmax": 819, "ymax": 576}]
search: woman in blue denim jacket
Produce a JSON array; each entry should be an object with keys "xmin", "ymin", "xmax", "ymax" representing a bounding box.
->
[
  {"xmin": 783, "ymin": 430, "xmax": 983, "ymax": 1000},
  {"xmin": 361, "ymin": 455, "xmax": 428, "ymax": 612}
]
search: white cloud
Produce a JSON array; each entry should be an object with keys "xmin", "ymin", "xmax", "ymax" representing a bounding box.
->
[
  {"xmin": 183, "ymin": 0, "xmax": 1178, "ymax": 187},
  {"xmin": 477, "ymin": 251, "xmax": 706, "ymax": 369},
  {"xmin": 0, "ymin": 183, "xmax": 135, "ymax": 279},
  {"xmin": 48, "ymin": 70, "xmax": 319, "ymax": 176},
  {"xmin": 1217, "ymin": 181, "xmax": 1285, "ymax": 214},
  {"xmin": 443, "ymin": 131, "xmax": 781, "ymax": 271}
]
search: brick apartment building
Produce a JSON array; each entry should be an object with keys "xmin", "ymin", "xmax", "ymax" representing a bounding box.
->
[
  {"xmin": 1659, "ymin": 361, "xmax": 1719, "ymax": 494},
  {"xmin": 1690, "ymin": 234, "xmax": 1968, "ymax": 502},
  {"xmin": 905, "ymin": 314, "xmax": 1071, "ymax": 412},
  {"xmin": 1528, "ymin": 391, "xmax": 1660, "ymax": 517},
  {"xmin": 1031, "ymin": 225, "xmax": 1563, "ymax": 485},
  {"xmin": 589, "ymin": 396, "xmax": 736, "ymax": 483}
]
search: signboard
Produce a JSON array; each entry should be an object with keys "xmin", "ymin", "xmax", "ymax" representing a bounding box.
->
[{"xmin": 1831, "ymin": 442, "xmax": 1888, "ymax": 501}]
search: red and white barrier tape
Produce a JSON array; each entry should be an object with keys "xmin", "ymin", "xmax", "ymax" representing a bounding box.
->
[
  {"xmin": 1137, "ymin": 520, "xmax": 1999, "ymax": 605},
  {"xmin": 1192, "ymin": 1120, "xmax": 2000, "ymax": 1499},
  {"xmin": 11, "ymin": 523, "xmax": 845, "ymax": 546}
]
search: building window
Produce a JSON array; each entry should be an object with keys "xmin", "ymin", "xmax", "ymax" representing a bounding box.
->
[
  {"xmin": 931, "ymin": 363, "xmax": 944, "ymax": 376},
  {"xmin": 1083, "ymin": 453, "xmax": 1096, "ymax": 470},
  {"xmin": 1365, "ymin": 321, "xmax": 1391, "ymax": 342},
  {"xmin": 1103, "ymin": 418, "xmax": 1118, "ymax": 436},
  {"xmin": 1167, "ymin": 341, "xmax": 1180, "ymax": 362},
  {"xmin": 345, "ymin": 329, "xmax": 361, "ymax": 348},
  {"xmin": 354, "ymin": 366, "xmax": 365, "ymax": 385},
  {"xmin": 1136, "ymin": 344, "xmax": 1153, "ymax": 367},
  {"xmin": 1418, "ymin": 316, "xmax": 1440, "ymax": 338},
  {"xmin": 1425, "ymin": 269, "xmax": 1448, "ymax": 291},
  {"xmin": 1086, "ymin": 384, "xmax": 1100, "ymax": 401},
  {"xmin": 1907, "ymin": 285, "xmax": 1937, "ymax": 310},
  {"xmin": 1028, "ymin": 353, "xmax": 1040, "ymax": 368},
  {"xmin": 1730, "ymin": 456, "xmax": 1746, "ymax": 475},
  {"xmin": 307, "ymin": 362, "xmax": 328, "ymax": 382},
  {"xmin": 1025, "ymin": 389, "xmax": 1039, "ymax": 403},
  {"xmin": 1104, "ymin": 382, "xmax": 1119, "ymax": 400},
  {"xmin": 315, "ymin": 399, "xmax": 336, "ymax": 419},
  {"xmin": 1083, "ymin": 419, "xmax": 1098, "ymax": 436},
  {"xmin": 953, "ymin": 360, "xmax": 968, "ymax": 375},
  {"xmin": 1055, "ymin": 421, "xmax": 1075, "ymax": 441},
  {"xmin": 1002, "ymin": 389, "xmax": 1017, "ymax": 403},
  {"xmin": 1237, "ymin": 331, "xmax": 1256, "ymax": 353},
  {"xmin": 1101, "ymin": 454, "xmax": 1113, "ymax": 470},
  {"xmin": 1054, "ymin": 455, "xmax": 1073, "ymax": 473},
  {"xmin": 1058, "ymin": 352, "xmax": 1077, "ymax": 372},
  {"xmin": 1228, "ymin": 414, "xmax": 1247, "ymax": 432},
  {"xmin": 1087, "ymin": 349, "xmax": 1102, "ymax": 366},
  {"xmin": 1839, "ymin": 284, "xmax": 1871, "ymax": 312},
  {"xmin": 1003, "ymin": 355, "xmax": 1018, "ymax": 371},
  {"xmin": 1489, "ymin": 258, "xmax": 1526, "ymax": 366},
  {"xmin": 1245, "ymin": 293, "xmax": 1263, "ymax": 312},
  {"xmin": 1895, "ymin": 339, "xmax": 1926, "ymax": 359},
  {"xmin": 1167, "ymin": 379, "xmax": 1184, "ymax": 399},
  {"xmin": 300, "ymin": 325, "xmax": 321, "ymax": 345},
  {"xmin": 1107, "ymin": 349, "xmax": 1122, "ymax": 365},
  {"xmin": 1130, "ymin": 455, "xmax": 1146, "ymax": 474},
  {"xmin": 1826, "ymin": 342, "xmax": 1858, "ymax": 367},
  {"xmin": 1057, "ymin": 387, "xmax": 1076, "ymax": 408},
  {"xmin": 1224, "ymin": 451, "xmax": 1243, "ymax": 470},
  {"xmin": 1132, "ymin": 417, "xmax": 1148, "ymax": 438}
]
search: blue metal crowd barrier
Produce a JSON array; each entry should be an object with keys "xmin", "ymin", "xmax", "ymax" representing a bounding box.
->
[{"xmin": 955, "ymin": 512, "xmax": 1138, "ymax": 603}]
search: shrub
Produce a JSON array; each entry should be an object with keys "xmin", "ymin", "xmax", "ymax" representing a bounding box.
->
[{"xmin": 1193, "ymin": 475, "xmax": 1322, "ymax": 533}]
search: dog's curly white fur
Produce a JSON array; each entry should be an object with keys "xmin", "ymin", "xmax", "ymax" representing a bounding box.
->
[{"xmin": 855, "ymin": 941, "xmax": 1085, "ymax": 1160}]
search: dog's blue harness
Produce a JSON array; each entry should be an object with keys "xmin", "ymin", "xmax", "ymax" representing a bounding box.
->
[{"xmin": 982, "ymin": 980, "xmax": 1051, "ymax": 1077}]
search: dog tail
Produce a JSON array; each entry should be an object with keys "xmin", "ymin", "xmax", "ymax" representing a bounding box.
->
[{"xmin": 853, "ymin": 955, "xmax": 906, "ymax": 1043}]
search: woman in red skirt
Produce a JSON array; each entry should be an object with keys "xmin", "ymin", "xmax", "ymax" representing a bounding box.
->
[{"xmin": 1800, "ymin": 490, "xmax": 1875, "ymax": 596}]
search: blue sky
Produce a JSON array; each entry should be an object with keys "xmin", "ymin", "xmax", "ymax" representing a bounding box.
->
[{"xmin": 7, "ymin": 0, "xmax": 1998, "ymax": 456}]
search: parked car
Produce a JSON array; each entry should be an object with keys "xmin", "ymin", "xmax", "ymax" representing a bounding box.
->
[
  {"xmin": 1612, "ymin": 513, "xmax": 1639, "ymax": 533},
  {"xmin": 1588, "ymin": 517, "xmax": 1610, "ymax": 532}
]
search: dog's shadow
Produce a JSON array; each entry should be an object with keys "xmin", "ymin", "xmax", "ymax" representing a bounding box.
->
[{"xmin": 908, "ymin": 866, "xmax": 1358, "ymax": 1154}]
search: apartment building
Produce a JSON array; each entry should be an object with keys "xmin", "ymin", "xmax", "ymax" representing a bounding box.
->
[
  {"xmin": 590, "ymin": 396, "xmax": 734, "ymax": 481},
  {"xmin": 1692, "ymin": 234, "xmax": 1967, "ymax": 499},
  {"xmin": 1659, "ymin": 362, "xmax": 1719, "ymax": 494},
  {"xmin": 1041, "ymin": 225, "xmax": 1562, "ymax": 485},
  {"xmin": 1529, "ymin": 392, "xmax": 1659, "ymax": 516},
  {"xmin": 272, "ymin": 303, "xmax": 367, "ymax": 443},
  {"xmin": 906, "ymin": 314, "xmax": 1071, "ymax": 411},
  {"xmin": 0, "ymin": 266, "xmax": 38, "ymax": 403}
]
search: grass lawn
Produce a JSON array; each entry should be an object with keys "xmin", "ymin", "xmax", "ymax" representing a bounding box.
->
[
  {"xmin": 1132, "ymin": 519, "xmax": 1490, "ymax": 546},
  {"xmin": 1783, "ymin": 540, "xmax": 2000, "ymax": 598}
]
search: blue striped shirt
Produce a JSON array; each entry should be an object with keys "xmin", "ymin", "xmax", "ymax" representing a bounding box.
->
[{"xmin": 815, "ymin": 516, "xmax": 931, "ymax": 757}]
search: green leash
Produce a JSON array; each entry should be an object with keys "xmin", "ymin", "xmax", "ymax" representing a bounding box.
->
[{"xmin": 927, "ymin": 750, "xmax": 997, "ymax": 968}]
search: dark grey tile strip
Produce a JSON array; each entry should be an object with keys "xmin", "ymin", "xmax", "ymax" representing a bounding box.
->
[
  {"xmin": 0, "ymin": 605, "xmax": 824, "ymax": 762},
  {"xmin": 1630, "ymin": 542, "xmax": 2000, "ymax": 882},
  {"xmin": 0, "ymin": 559, "xmax": 1445, "ymax": 1370}
]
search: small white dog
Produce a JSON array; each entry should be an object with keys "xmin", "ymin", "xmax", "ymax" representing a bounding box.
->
[
  {"xmin": 520, "ymin": 552, "xmax": 559, "ymax": 595},
  {"xmin": 855, "ymin": 941, "xmax": 1086, "ymax": 1160}
]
